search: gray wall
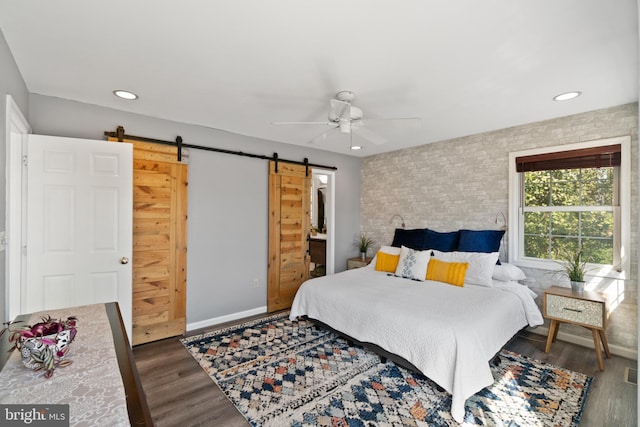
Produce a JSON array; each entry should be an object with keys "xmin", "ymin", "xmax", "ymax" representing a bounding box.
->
[
  {"xmin": 0, "ymin": 29, "xmax": 29, "ymax": 323},
  {"xmin": 361, "ymin": 103, "xmax": 638, "ymax": 352},
  {"xmin": 27, "ymin": 94, "xmax": 362, "ymax": 325}
]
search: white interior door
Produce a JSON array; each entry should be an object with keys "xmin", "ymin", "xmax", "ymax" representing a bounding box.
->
[{"xmin": 24, "ymin": 134, "xmax": 133, "ymax": 340}]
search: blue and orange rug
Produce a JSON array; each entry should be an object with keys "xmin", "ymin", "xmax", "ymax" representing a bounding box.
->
[{"xmin": 181, "ymin": 312, "xmax": 592, "ymax": 426}]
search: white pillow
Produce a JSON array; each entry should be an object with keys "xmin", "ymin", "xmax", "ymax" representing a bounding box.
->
[
  {"xmin": 492, "ymin": 262, "xmax": 526, "ymax": 282},
  {"xmin": 378, "ymin": 245, "xmax": 402, "ymax": 256},
  {"xmin": 432, "ymin": 250, "xmax": 499, "ymax": 287},
  {"xmin": 394, "ymin": 246, "xmax": 430, "ymax": 281}
]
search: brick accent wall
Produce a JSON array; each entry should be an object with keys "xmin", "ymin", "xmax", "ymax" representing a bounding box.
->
[{"xmin": 361, "ymin": 103, "xmax": 638, "ymax": 353}]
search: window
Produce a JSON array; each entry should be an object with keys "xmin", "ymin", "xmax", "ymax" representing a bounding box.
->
[
  {"xmin": 523, "ymin": 167, "xmax": 616, "ymax": 264},
  {"xmin": 508, "ymin": 136, "xmax": 630, "ymax": 275}
]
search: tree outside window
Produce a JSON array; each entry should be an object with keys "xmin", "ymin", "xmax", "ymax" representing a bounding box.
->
[{"xmin": 523, "ymin": 167, "xmax": 615, "ymax": 265}]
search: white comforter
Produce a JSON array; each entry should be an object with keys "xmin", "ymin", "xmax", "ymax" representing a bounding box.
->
[{"xmin": 289, "ymin": 266, "xmax": 543, "ymax": 423}]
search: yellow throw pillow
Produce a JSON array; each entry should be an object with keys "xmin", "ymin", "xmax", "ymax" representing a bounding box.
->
[
  {"xmin": 426, "ymin": 258, "xmax": 469, "ymax": 287},
  {"xmin": 375, "ymin": 252, "xmax": 401, "ymax": 273}
]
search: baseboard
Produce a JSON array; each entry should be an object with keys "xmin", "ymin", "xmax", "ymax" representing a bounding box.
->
[
  {"xmin": 186, "ymin": 306, "xmax": 268, "ymax": 331},
  {"xmin": 528, "ymin": 326, "xmax": 638, "ymax": 361}
]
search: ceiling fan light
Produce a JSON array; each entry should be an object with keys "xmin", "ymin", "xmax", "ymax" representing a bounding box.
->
[{"xmin": 350, "ymin": 145, "xmax": 362, "ymax": 150}]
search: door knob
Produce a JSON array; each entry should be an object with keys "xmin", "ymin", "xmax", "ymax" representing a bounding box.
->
[{"xmin": 120, "ymin": 256, "xmax": 129, "ymax": 265}]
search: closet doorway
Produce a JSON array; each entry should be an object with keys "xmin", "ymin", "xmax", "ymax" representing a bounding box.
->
[
  {"xmin": 309, "ymin": 170, "xmax": 335, "ymax": 277},
  {"xmin": 5, "ymin": 97, "xmax": 135, "ymax": 340}
]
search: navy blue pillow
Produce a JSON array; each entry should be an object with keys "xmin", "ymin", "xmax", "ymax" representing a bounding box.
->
[
  {"xmin": 391, "ymin": 228, "xmax": 425, "ymax": 250},
  {"xmin": 422, "ymin": 228, "xmax": 459, "ymax": 252},
  {"xmin": 457, "ymin": 229, "xmax": 505, "ymax": 253}
]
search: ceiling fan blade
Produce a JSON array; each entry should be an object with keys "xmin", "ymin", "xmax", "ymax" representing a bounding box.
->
[
  {"xmin": 308, "ymin": 127, "xmax": 339, "ymax": 144},
  {"xmin": 272, "ymin": 121, "xmax": 334, "ymax": 126},
  {"xmin": 360, "ymin": 117, "xmax": 422, "ymax": 128},
  {"xmin": 353, "ymin": 126, "xmax": 387, "ymax": 145}
]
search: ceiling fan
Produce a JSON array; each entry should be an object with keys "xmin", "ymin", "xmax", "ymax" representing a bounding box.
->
[{"xmin": 272, "ymin": 91, "xmax": 420, "ymax": 149}]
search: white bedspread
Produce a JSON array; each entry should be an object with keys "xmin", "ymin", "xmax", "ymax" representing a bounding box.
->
[{"xmin": 289, "ymin": 266, "xmax": 543, "ymax": 423}]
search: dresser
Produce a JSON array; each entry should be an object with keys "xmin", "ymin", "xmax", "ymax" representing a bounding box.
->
[
  {"xmin": 0, "ymin": 303, "xmax": 152, "ymax": 426},
  {"xmin": 543, "ymin": 286, "xmax": 610, "ymax": 371}
]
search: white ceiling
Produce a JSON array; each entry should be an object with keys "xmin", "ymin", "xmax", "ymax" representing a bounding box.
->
[{"xmin": 1, "ymin": 1, "xmax": 638, "ymax": 157}]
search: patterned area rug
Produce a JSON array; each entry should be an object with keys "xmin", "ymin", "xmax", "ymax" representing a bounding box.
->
[{"xmin": 181, "ymin": 312, "xmax": 592, "ymax": 427}]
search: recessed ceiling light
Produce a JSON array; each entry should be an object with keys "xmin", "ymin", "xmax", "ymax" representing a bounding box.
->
[
  {"xmin": 553, "ymin": 91, "xmax": 581, "ymax": 101},
  {"xmin": 350, "ymin": 145, "xmax": 362, "ymax": 150},
  {"xmin": 113, "ymin": 90, "xmax": 138, "ymax": 100}
]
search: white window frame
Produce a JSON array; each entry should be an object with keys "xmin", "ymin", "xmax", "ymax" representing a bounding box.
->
[{"xmin": 508, "ymin": 136, "xmax": 630, "ymax": 279}]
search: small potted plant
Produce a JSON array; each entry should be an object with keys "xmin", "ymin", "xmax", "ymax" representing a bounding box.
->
[
  {"xmin": 555, "ymin": 245, "xmax": 589, "ymax": 293},
  {"xmin": 355, "ymin": 233, "xmax": 374, "ymax": 261}
]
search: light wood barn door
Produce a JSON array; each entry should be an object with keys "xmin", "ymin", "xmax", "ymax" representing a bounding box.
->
[
  {"xmin": 268, "ymin": 161, "xmax": 311, "ymax": 312},
  {"xmin": 109, "ymin": 137, "xmax": 188, "ymax": 345}
]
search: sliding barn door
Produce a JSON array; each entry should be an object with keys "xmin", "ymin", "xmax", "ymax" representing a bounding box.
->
[
  {"xmin": 109, "ymin": 137, "xmax": 188, "ymax": 345},
  {"xmin": 268, "ymin": 161, "xmax": 311, "ymax": 312}
]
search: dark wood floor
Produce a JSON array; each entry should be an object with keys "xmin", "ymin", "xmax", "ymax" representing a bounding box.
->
[{"xmin": 132, "ymin": 314, "xmax": 637, "ymax": 427}]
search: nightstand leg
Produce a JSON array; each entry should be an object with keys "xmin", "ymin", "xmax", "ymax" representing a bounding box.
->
[
  {"xmin": 592, "ymin": 329, "xmax": 605, "ymax": 371},
  {"xmin": 545, "ymin": 320, "xmax": 557, "ymax": 353},
  {"xmin": 599, "ymin": 329, "xmax": 611, "ymax": 358}
]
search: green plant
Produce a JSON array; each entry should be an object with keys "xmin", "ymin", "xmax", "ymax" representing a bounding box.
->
[
  {"xmin": 555, "ymin": 245, "xmax": 589, "ymax": 282},
  {"xmin": 355, "ymin": 233, "xmax": 374, "ymax": 253}
]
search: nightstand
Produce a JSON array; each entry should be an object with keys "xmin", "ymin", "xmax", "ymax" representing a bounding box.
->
[
  {"xmin": 543, "ymin": 286, "xmax": 610, "ymax": 371},
  {"xmin": 347, "ymin": 257, "xmax": 373, "ymax": 270}
]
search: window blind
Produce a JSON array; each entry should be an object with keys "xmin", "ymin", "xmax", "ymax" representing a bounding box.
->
[{"xmin": 516, "ymin": 144, "xmax": 621, "ymax": 172}]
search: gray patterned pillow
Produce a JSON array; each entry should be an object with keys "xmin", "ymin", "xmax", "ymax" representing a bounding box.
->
[{"xmin": 394, "ymin": 246, "xmax": 431, "ymax": 281}]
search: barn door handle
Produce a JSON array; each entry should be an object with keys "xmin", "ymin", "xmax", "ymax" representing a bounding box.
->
[{"xmin": 120, "ymin": 256, "xmax": 129, "ymax": 265}]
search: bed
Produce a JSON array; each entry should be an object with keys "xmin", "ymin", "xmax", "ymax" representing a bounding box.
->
[{"xmin": 289, "ymin": 238, "xmax": 543, "ymax": 423}]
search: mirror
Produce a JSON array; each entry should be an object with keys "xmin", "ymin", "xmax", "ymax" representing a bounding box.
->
[
  {"xmin": 316, "ymin": 187, "xmax": 326, "ymax": 233},
  {"xmin": 311, "ymin": 174, "xmax": 327, "ymax": 233},
  {"xmin": 310, "ymin": 173, "xmax": 328, "ymax": 277}
]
